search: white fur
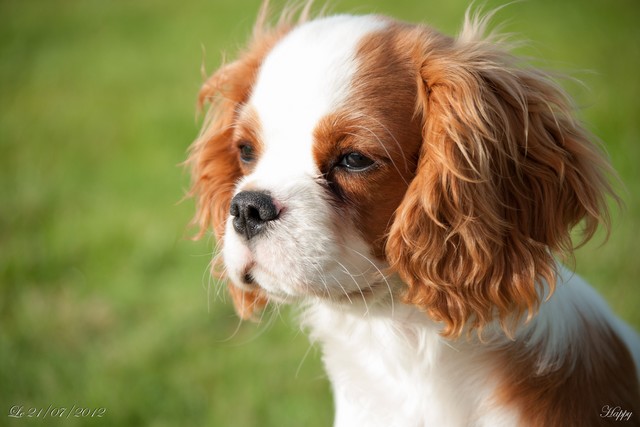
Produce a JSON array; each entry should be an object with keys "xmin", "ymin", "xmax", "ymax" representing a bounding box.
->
[{"xmin": 251, "ymin": 15, "xmax": 387, "ymax": 162}]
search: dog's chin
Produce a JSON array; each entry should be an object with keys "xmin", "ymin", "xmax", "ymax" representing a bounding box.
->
[{"xmin": 231, "ymin": 267, "xmax": 394, "ymax": 308}]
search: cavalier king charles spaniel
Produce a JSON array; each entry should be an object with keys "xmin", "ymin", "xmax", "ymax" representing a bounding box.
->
[{"xmin": 188, "ymin": 3, "xmax": 640, "ymax": 426}]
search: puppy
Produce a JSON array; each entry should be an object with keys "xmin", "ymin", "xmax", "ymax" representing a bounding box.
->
[{"xmin": 188, "ymin": 4, "xmax": 640, "ymax": 426}]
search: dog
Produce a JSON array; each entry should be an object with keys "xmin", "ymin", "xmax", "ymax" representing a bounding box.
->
[{"xmin": 188, "ymin": 4, "xmax": 640, "ymax": 426}]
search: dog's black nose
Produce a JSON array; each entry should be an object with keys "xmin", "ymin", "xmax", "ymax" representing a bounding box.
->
[{"xmin": 229, "ymin": 191, "xmax": 279, "ymax": 240}]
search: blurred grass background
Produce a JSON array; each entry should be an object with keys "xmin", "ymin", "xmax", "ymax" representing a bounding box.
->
[{"xmin": 1, "ymin": 0, "xmax": 638, "ymax": 425}]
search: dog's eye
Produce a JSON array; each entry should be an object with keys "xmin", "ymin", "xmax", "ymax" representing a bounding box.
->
[
  {"xmin": 338, "ymin": 152, "xmax": 375, "ymax": 171},
  {"xmin": 238, "ymin": 143, "xmax": 256, "ymax": 164}
]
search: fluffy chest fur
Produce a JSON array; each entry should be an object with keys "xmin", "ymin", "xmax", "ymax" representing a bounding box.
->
[{"xmin": 306, "ymin": 304, "xmax": 515, "ymax": 427}]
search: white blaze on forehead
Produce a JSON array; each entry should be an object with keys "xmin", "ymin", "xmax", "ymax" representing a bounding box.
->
[
  {"xmin": 248, "ymin": 15, "xmax": 388, "ymax": 182},
  {"xmin": 224, "ymin": 16, "xmax": 391, "ymax": 299}
]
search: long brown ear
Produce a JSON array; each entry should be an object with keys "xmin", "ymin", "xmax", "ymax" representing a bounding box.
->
[
  {"xmin": 386, "ymin": 18, "xmax": 618, "ymax": 337},
  {"xmin": 187, "ymin": 3, "xmax": 297, "ymax": 319}
]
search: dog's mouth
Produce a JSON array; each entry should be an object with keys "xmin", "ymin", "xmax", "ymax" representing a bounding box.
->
[
  {"xmin": 238, "ymin": 262, "xmax": 391, "ymax": 305},
  {"xmin": 236, "ymin": 263, "xmax": 289, "ymax": 301},
  {"xmin": 242, "ymin": 271, "xmax": 256, "ymax": 285}
]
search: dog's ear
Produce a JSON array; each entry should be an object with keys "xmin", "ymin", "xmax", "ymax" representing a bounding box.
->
[
  {"xmin": 385, "ymin": 22, "xmax": 617, "ymax": 337},
  {"xmin": 189, "ymin": 61, "xmax": 247, "ymax": 240},
  {"xmin": 188, "ymin": 6, "xmax": 295, "ymax": 320},
  {"xmin": 189, "ymin": 58, "xmax": 266, "ymax": 320}
]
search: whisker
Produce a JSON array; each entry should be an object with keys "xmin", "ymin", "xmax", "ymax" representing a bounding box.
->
[
  {"xmin": 327, "ymin": 272, "xmax": 353, "ymax": 305},
  {"xmin": 230, "ymin": 301, "xmax": 280, "ymax": 347},
  {"xmin": 333, "ymin": 260, "xmax": 370, "ymax": 316},
  {"xmin": 348, "ymin": 122, "xmax": 410, "ymax": 186},
  {"xmin": 356, "ymin": 115, "xmax": 409, "ymax": 172},
  {"xmin": 306, "ymin": 257, "xmax": 338, "ymax": 303},
  {"xmin": 217, "ymin": 295, "xmax": 246, "ymax": 343},
  {"xmin": 295, "ymin": 340, "xmax": 318, "ymax": 379},
  {"xmin": 344, "ymin": 246, "xmax": 396, "ymax": 317}
]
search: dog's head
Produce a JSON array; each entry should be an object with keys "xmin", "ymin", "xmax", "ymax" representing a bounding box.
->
[{"xmin": 188, "ymin": 7, "xmax": 616, "ymax": 336}]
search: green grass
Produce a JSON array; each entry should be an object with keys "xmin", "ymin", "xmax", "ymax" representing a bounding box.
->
[{"xmin": 1, "ymin": 0, "xmax": 638, "ymax": 426}]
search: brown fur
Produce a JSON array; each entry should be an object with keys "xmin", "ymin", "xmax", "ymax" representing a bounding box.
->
[
  {"xmin": 494, "ymin": 324, "xmax": 640, "ymax": 426},
  {"xmin": 384, "ymin": 16, "xmax": 618, "ymax": 337}
]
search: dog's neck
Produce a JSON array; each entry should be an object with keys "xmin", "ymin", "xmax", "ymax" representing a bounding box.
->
[{"xmin": 302, "ymin": 301, "xmax": 517, "ymax": 426}]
